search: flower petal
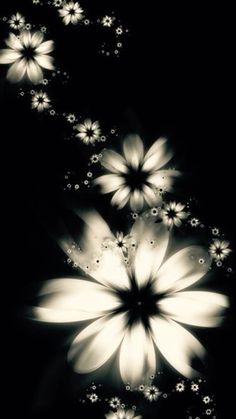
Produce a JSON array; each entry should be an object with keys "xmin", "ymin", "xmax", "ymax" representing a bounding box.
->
[
  {"xmin": 34, "ymin": 54, "xmax": 54, "ymax": 70},
  {"xmin": 123, "ymin": 134, "xmax": 144, "ymax": 169},
  {"xmin": 101, "ymin": 149, "xmax": 128, "ymax": 174},
  {"xmin": 94, "ymin": 174, "xmax": 125, "ymax": 193},
  {"xmin": 33, "ymin": 278, "xmax": 120, "ymax": 323},
  {"xmin": 154, "ymin": 246, "xmax": 211, "ymax": 294},
  {"xmin": 7, "ymin": 58, "xmax": 27, "ymax": 82},
  {"xmin": 20, "ymin": 31, "xmax": 32, "ymax": 48},
  {"xmin": 143, "ymin": 137, "xmax": 173, "ymax": 172},
  {"xmin": 31, "ymin": 31, "xmax": 44, "ymax": 48},
  {"xmin": 130, "ymin": 189, "xmax": 144, "ymax": 212},
  {"xmin": 110, "ymin": 186, "xmax": 131, "ymax": 209},
  {"xmin": 68, "ymin": 313, "xmax": 127, "ymax": 373},
  {"xmin": 147, "ymin": 170, "xmax": 181, "ymax": 190},
  {"xmin": 142, "ymin": 184, "xmax": 160, "ymax": 207},
  {"xmin": 158, "ymin": 291, "xmax": 229, "ymax": 327},
  {"xmin": 0, "ymin": 49, "xmax": 22, "ymax": 64},
  {"xmin": 26, "ymin": 59, "xmax": 43, "ymax": 83},
  {"xmin": 119, "ymin": 322, "xmax": 156, "ymax": 386},
  {"xmin": 5, "ymin": 33, "xmax": 23, "ymax": 50},
  {"xmin": 150, "ymin": 316, "xmax": 205, "ymax": 377},
  {"xmin": 35, "ymin": 40, "xmax": 54, "ymax": 54}
]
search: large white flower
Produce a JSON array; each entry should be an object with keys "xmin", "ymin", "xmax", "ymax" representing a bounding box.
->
[
  {"xmin": 0, "ymin": 31, "xmax": 54, "ymax": 83},
  {"xmin": 33, "ymin": 211, "xmax": 228, "ymax": 386},
  {"xmin": 59, "ymin": 2, "xmax": 84, "ymax": 25},
  {"xmin": 76, "ymin": 119, "xmax": 101, "ymax": 144},
  {"xmin": 94, "ymin": 135, "xmax": 180, "ymax": 212}
]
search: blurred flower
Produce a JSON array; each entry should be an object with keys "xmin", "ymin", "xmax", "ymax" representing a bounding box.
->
[
  {"xmin": 76, "ymin": 119, "xmax": 101, "ymax": 144},
  {"xmin": 59, "ymin": 2, "xmax": 84, "ymax": 25},
  {"xmin": 209, "ymin": 240, "xmax": 231, "ymax": 261}
]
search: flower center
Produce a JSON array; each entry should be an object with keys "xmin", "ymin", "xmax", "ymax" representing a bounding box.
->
[
  {"xmin": 125, "ymin": 166, "xmax": 149, "ymax": 191},
  {"xmin": 166, "ymin": 209, "xmax": 177, "ymax": 219},
  {"xmin": 23, "ymin": 46, "xmax": 36, "ymax": 60}
]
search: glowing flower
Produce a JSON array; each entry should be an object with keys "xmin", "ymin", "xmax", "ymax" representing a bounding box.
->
[
  {"xmin": 76, "ymin": 119, "xmax": 101, "ymax": 144},
  {"xmin": 109, "ymin": 397, "xmax": 121, "ymax": 408},
  {"xmin": 34, "ymin": 212, "xmax": 229, "ymax": 386},
  {"xmin": 191, "ymin": 383, "xmax": 199, "ymax": 392},
  {"xmin": 105, "ymin": 409, "xmax": 141, "ymax": 419},
  {"xmin": 53, "ymin": 0, "xmax": 63, "ymax": 7},
  {"xmin": 94, "ymin": 135, "xmax": 180, "ymax": 211},
  {"xmin": 190, "ymin": 218, "xmax": 200, "ymax": 227},
  {"xmin": 209, "ymin": 240, "xmax": 231, "ymax": 261},
  {"xmin": 115, "ymin": 232, "xmax": 128, "ymax": 252},
  {"xmin": 176, "ymin": 382, "xmax": 185, "ymax": 392},
  {"xmin": 0, "ymin": 31, "xmax": 54, "ymax": 83},
  {"xmin": 8, "ymin": 13, "xmax": 25, "ymax": 30},
  {"xmin": 59, "ymin": 2, "xmax": 84, "ymax": 25},
  {"xmin": 102, "ymin": 16, "xmax": 114, "ymax": 27},
  {"xmin": 31, "ymin": 91, "xmax": 51, "ymax": 111},
  {"xmin": 89, "ymin": 393, "xmax": 98, "ymax": 403},
  {"xmin": 162, "ymin": 202, "xmax": 188, "ymax": 229},
  {"xmin": 203, "ymin": 396, "xmax": 211, "ymax": 404},
  {"xmin": 143, "ymin": 385, "xmax": 160, "ymax": 401}
]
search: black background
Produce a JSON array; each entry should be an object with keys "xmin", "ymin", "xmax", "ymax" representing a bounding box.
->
[{"xmin": 1, "ymin": 1, "xmax": 235, "ymax": 418}]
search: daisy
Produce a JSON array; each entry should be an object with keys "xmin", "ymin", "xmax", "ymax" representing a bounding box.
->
[
  {"xmin": 190, "ymin": 218, "xmax": 200, "ymax": 227},
  {"xmin": 209, "ymin": 240, "xmax": 231, "ymax": 261},
  {"xmin": 176, "ymin": 382, "xmax": 185, "ymax": 392},
  {"xmin": 105, "ymin": 408, "xmax": 141, "ymax": 419},
  {"xmin": 109, "ymin": 397, "xmax": 121, "ymax": 408},
  {"xmin": 33, "ymin": 211, "xmax": 228, "ymax": 386},
  {"xmin": 115, "ymin": 232, "xmax": 128, "ymax": 253},
  {"xmin": 0, "ymin": 31, "xmax": 54, "ymax": 83},
  {"xmin": 203, "ymin": 396, "xmax": 211, "ymax": 404},
  {"xmin": 66, "ymin": 113, "xmax": 76, "ymax": 123},
  {"xmin": 94, "ymin": 135, "xmax": 180, "ymax": 212},
  {"xmin": 162, "ymin": 202, "xmax": 188, "ymax": 229},
  {"xmin": 53, "ymin": 0, "xmax": 63, "ymax": 7},
  {"xmin": 143, "ymin": 385, "xmax": 160, "ymax": 402},
  {"xmin": 8, "ymin": 13, "xmax": 25, "ymax": 30},
  {"xmin": 76, "ymin": 119, "xmax": 101, "ymax": 144},
  {"xmin": 59, "ymin": 2, "xmax": 84, "ymax": 25},
  {"xmin": 191, "ymin": 383, "xmax": 199, "ymax": 392},
  {"xmin": 89, "ymin": 393, "xmax": 98, "ymax": 403},
  {"xmin": 102, "ymin": 16, "xmax": 114, "ymax": 27},
  {"xmin": 31, "ymin": 91, "xmax": 51, "ymax": 111}
]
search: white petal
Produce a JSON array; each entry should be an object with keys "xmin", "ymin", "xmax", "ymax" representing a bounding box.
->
[
  {"xmin": 7, "ymin": 58, "xmax": 27, "ymax": 82},
  {"xmin": 101, "ymin": 149, "xmax": 128, "ymax": 174},
  {"xmin": 130, "ymin": 190, "xmax": 144, "ymax": 212},
  {"xmin": 143, "ymin": 137, "xmax": 173, "ymax": 172},
  {"xmin": 5, "ymin": 33, "xmax": 23, "ymax": 50},
  {"xmin": 26, "ymin": 60, "xmax": 43, "ymax": 83},
  {"xmin": 159, "ymin": 291, "xmax": 229, "ymax": 327},
  {"xmin": 147, "ymin": 170, "xmax": 181, "ymax": 190},
  {"xmin": 150, "ymin": 316, "xmax": 205, "ymax": 377},
  {"xmin": 0, "ymin": 49, "xmax": 23, "ymax": 64},
  {"xmin": 123, "ymin": 135, "xmax": 144, "ymax": 169},
  {"xmin": 63, "ymin": 15, "xmax": 72, "ymax": 25},
  {"xmin": 133, "ymin": 221, "xmax": 169, "ymax": 288},
  {"xmin": 94, "ymin": 174, "xmax": 125, "ymax": 193},
  {"xmin": 31, "ymin": 31, "xmax": 44, "ymax": 48},
  {"xmin": 35, "ymin": 40, "xmax": 54, "ymax": 54},
  {"xmin": 33, "ymin": 278, "xmax": 120, "ymax": 323},
  {"xmin": 110, "ymin": 186, "xmax": 131, "ymax": 209},
  {"xmin": 20, "ymin": 31, "xmax": 32, "ymax": 48},
  {"xmin": 154, "ymin": 246, "xmax": 211, "ymax": 294},
  {"xmin": 34, "ymin": 54, "xmax": 54, "ymax": 70},
  {"xmin": 142, "ymin": 184, "xmax": 160, "ymax": 207},
  {"xmin": 119, "ymin": 323, "xmax": 156, "ymax": 386},
  {"xmin": 68, "ymin": 313, "xmax": 127, "ymax": 373}
]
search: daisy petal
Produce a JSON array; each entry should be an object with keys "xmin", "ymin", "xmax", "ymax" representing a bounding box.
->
[
  {"xmin": 7, "ymin": 58, "xmax": 27, "ymax": 82},
  {"xmin": 101, "ymin": 149, "xmax": 128, "ymax": 174},
  {"xmin": 130, "ymin": 190, "xmax": 144, "ymax": 212},
  {"xmin": 147, "ymin": 170, "xmax": 181, "ymax": 190},
  {"xmin": 150, "ymin": 316, "xmax": 205, "ymax": 377},
  {"xmin": 154, "ymin": 246, "xmax": 211, "ymax": 294},
  {"xmin": 119, "ymin": 323, "xmax": 156, "ymax": 386},
  {"xmin": 68, "ymin": 313, "xmax": 127, "ymax": 373},
  {"xmin": 94, "ymin": 174, "xmax": 125, "ymax": 193},
  {"xmin": 31, "ymin": 31, "xmax": 44, "ymax": 48},
  {"xmin": 20, "ymin": 31, "xmax": 32, "ymax": 48},
  {"xmin": 0, "ymin": 49, "xmax": 22, "ymax": 64},
  {"xmin": 26, "ymin": 59, "xmax": 43, "ymax": 83},
  {"xmin": 158, "ymin": 291, "xmax": 229, "ymax": 327},
  {"xmin": 35, "ymin": 40, "xmax": 54, "ymax": 54},
  {"xmin": 123, "ymin": 134, "xmax": 144, "ymax": 169},
  {"xmin": 33, "ymin": 278, "xmax": 120, "ymax": 323},
  {"xmin": 35, "ymin": 54, "xmax": 54, "ymax": 70},
  {"xmin": 110, "ymin": 186, "xmax": 131, "ymax": 209},
  {"xmin": 143, "ymin": 137, "xmax": 173, "ymax": 172}
]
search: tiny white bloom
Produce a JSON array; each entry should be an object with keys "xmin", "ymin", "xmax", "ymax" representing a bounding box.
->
[
  {"xmin": 109, "ymin": 396, "xmax": 121, "ymax": 408},
  {"xmin": 176, "ymin": 382, "xmax": 185, "ymax": 392},
  {"xmin": 89, "ymin": 393, "xmax": 98, "ymax": 403},
  {"xmin": 0, "ymin": 31, "xmax": 54, "ymax": 83},
  {"xmin": 162, "ymin": 202, "xmax": 188, "ymax": 229},
  {"xmin": 102, "ymin": 16, "xmax": 114, "ymax": 27},
  {"xmin": 53, "ymin": 0, "xmax": 63, "ymax": 7},
  {"xmin": 105, "ymin": 408, "xmax": 141, "ymax": 419},
  {"xmin": 203, "ymin": 396, "xmax": 211, "ymax": 404},
  {"xmin": 8, "ymin": 13, "xmax": 25, "ymax": 30},
  {"xmin": 209, "ymin": 240, "xmax": 231, "ymax": 261},
  {"xmin": 32, "ymin": 91, "xmax": 51, "ymax": 112},
  {"xmin": 144, "ymin": 385, "xmax": 160, "ymax": 402},
  {"xmin": 190, "ymin": 217, "xmax": 200, "ymax": 227},
  {"xmin": 66, "ymin": 113, "xmax": 76, "ymax": 123},
  {"xmin": 191, "ymin": 383, "xmax": 199, "ymax": 392},
  {"xmin": 76, "ymin": 119, "xmax": 101, "ymax": 144},
  {"xmin": 59, "ymin": 2, "xmax": 84, "ymax": 25}
]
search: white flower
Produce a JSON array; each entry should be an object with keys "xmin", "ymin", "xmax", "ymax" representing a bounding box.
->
[
  {"xmin": 0, "ymin": 31, "xmax": 54, "ymax": 83},
  {"xmin": 66, "ymin": 113, "xmax": 76, "ymax": 123},
  {"xmin": 76, "ymin": 119, "xmax": 101, "ymax": 144},
  {"xmin": 209, "ymin": 240, "xmax": 231, "ymax": 261},
  {"xmin": 8, "ymin": 13, "xmax": 25, "ymax": 30},
  {"xmin": 206, "ymin": 409, "xmax": 212, "ymax": 415},
  {"xmin": 105, "ymin": 408, "xmax": 141, "ymax": 419},
  {"xmin": 176, "ymin": 382, "xmax": 185, "ymax": 392},
  {"xmin": 53, "ymin": 0, "xmax": 63, "ymax": 7},
  {"xmin": 89, "ymin": 393, "xmax": 98, "ymax": 403},
  {"xmin": 162, "ymin": 202, "xmax": 188, "ymax": 229},
  {"xmin": 102, "ymin": 16, "xmax": 114, "ymax": 27},
  {"xmin": 191, "ymin": 383, "xmax": 199, "ymax": 392},
  {"xmin": 94, "ymin": 135, "xmax": 180, "ymax": 212},
  {"xmin": 190, "ymin": 218, "xmax": 200, "ymax": 227},
  {"xmin": 31, "ymin": 91, "xmax": 50, "ymax": 111},
  {"xmin": 109, "ymin": 397, "xmax": 121, "ymax": 408},
  {"xmin": 115, "ymin": 232, "xmax": 128, "ymax": 253},
  {"xmin": 116, "ymin": 27, "xmax": 123, "ymax": 35},
  {"xmin": 59, "ymin": 2, "xmax": 84, "ymax": 25},
  {"xmin": 34, "ymin": 212, "xmax": 229, "ymax": 386},
  {"xmin": 144, "ymin": 385, "xmax": 160, "ymax": 402},
  {"xmin": 203, "ymin": 396, "xmax": 211, "ymax": 404}
]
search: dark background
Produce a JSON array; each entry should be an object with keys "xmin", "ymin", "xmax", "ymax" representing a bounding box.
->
[{"xmin": 1, "ymin": 1, "xmax": 235, "ymax": 418}]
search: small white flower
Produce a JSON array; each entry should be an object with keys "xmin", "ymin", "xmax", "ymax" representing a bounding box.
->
[
  {"xmin": 109, "ymin": 396, "xmax": 121, "ymax": 408},
  {"xmin": 102, "ymin": 16, "xmax": 114, "ymax": 27},
  {"xmin": 59, "ymin": 2, "xmax": 84, "ymax": 25},
  {"xmin": 89, "ymin": 393, "xmax": 98, "ymax": 403},
  {"xmin": 144, "ymin": 385, "xmax": 160, "ymax": 402},
  {"xmin": 116, "ymin": 27, "xmax": 123, "ymax": 35},
  {"xmin": 8, "ymin": 13, "xmax": 25, "ymax": 30},
  {"xmin": 76, "ymin": 119, "xmax": 101, "ymax": 144},
  {"xmin": 33, "ymin": 0, "xmax": 40, "ymax": 4},
  {"xmin": 206, "ymin": 409, "xmax": 212, "ymax": 415},
  {"xmin": 90, "ymin": 154, "xmax": 99, "ymax": 164},
  {"xmin": 105, "ymin": 408, "xmax": 141, "ymax": 419},
  {"xmin": 190, "ymin": 218, "xmax": 200, "ymax": 227},
  {"xmin": 191, "ymin": 383, "xmax": 199, "ymax": 392},
  {"xmin": 176, "ymin": 382, "xmax": 185, "ymax": 392},
  {"xmin": 66, "ymin": 113, "xmax": 76, "ymax": 123},
  {"xmin": 32, "ymin": 91, "xmax": 51, "ymax": 111},
  {"xmin": 203, "ymin": 396, "xmax": 211, "ymax": 404},
  {"xmin": 209, "ymin": 240, "xmax": 231, "ymax": 261},
  {"xmin": 0, "ymin": 31, "xmax": 54, "ymax": 83},
  {"xmin": 162, "ymin": 202, "xmax": 188, "ymax": 229},
  {"xmin": 115, "ymin": 232, "xmax": 128, "ymax": 252},
  {"xmin": 212, "ymin": 227, "xmax": 219, "ymax": 236},
  {"xmin": 53, "ymin": 0, "xmax": 63, "ymax": 7}
]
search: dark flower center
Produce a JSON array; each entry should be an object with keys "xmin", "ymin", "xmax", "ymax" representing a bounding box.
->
[
  {"xmin": 23, "ymin": 46, "xmax": 36, "ymax": 60},
  {"xmin": 125, "ymin": 166, "xmax": 149, "ymax": 191}
]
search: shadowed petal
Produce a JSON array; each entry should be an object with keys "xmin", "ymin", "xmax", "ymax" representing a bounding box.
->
[
  {"xmin": 101, "ymin": 149, "xmax": 128, "ymax": 174},
  {"xmin": 0, "ymin": 49, "xmax": 22, "ymax": 64},
  {"xmin": 35, "ymin": 40, "xmax": 54, "ymax": 54},
  {"xmin": 123, "ymin": 135, "xmax": 144, "ymax": 169},
  {"xmin": 94, "ymin": 174, "xmax": 125, "ymax": 193},
  {"xmin": 35, "ymin": 54, "xmax": 54, "ymax": 70},
  {"xmin": 143, "ymin": 137, "xmax": 173, "ymax": 172},
  {"xmin": 7, "ymin": 58, "xmax": 27, "ymax": 82}
]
